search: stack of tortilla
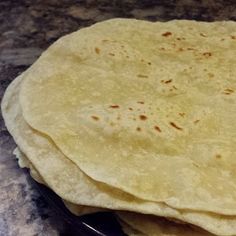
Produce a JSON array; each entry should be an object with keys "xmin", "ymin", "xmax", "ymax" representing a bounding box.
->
[{"xmin": 2, "ymin": 18, "xmax": 236, "ymax": 235}]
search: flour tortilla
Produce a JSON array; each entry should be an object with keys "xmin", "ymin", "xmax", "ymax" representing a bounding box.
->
[
  {"xmin": 14, "ymin": 149, "xmax": 213, "ymax": 236},
  {"xmin": 19, "ymin": 18, "xmax": 236, "ymax": 214},
  {"xmin": 13, "ymin": 148, "xmax": 211, "ymax": 236},
  {"xmin": 117, "ymin": 212, "xmax": 212, "ymax": 236},
  {"xmin": 13, "ymin": 147, "xmax": 44, "ymax": 184},
  {"xmin": 14, "ymin": 147, "xmax": 102, "ymax": 215},
  {"xmin": 3, "ymin": 75, "xmax": 236, "ymax": 235}
]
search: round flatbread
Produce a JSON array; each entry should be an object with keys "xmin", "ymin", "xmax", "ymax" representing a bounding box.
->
[
  {"xmin": 3, "ymin": 67, "xmax": 236, "ymax": 236},
  {"xmin": 20, "ymin": 19, "xmax": 236, "ymax": 214},
  {"xmin": 117, "ymin": 212, "xmax": 212, "ymax": 236}
]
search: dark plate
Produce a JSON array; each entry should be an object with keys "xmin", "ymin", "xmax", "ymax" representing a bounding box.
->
[{"xmin": 33, "ymin": 179, "xmax": 126, "ymax": 236}]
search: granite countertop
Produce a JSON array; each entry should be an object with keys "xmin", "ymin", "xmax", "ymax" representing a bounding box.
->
[{"xmin": 0, "ymin": 1, "xmax": 235, "ymax": 235}]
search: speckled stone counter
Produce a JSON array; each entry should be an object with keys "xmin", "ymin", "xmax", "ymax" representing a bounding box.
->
[{"xmin": 0, "ymin": 1, "xmax": 235, "ymax": 235}]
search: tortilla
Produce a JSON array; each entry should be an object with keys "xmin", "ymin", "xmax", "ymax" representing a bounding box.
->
[
  {"xmin": 14, "ymin": 146, "xmax": 103, "ymax": 215},
  {"xmin": 12, "ymin": 148, "xmax": 214, "ymax": 236},
  {"xmin": 14, "ymin": 147, "xmax": 44, "ymax": 184},
  {"xmin": 13, "ymin": 147, "xmax": 210, "ymax": 235},
  {"xmin": 19, "ymin": 18, "xmax": 236, "ymax": 214},
  {"xmin": 3, "ymin": 75, "xmax": 236, "ymax": 235},
  {"xmin": 117, "ymin": 212, "xmax": 212, "ymax": 236},
  {"xmin": 12, "ymin": 149, "xmax": 211, "ymax": 235}
]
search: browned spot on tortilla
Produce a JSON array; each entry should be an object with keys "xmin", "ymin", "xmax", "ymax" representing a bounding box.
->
[
  {"xmin": 128, "ymin": 107, "xmax": 133, "ymax": 111},
  {"xmin": 91, "ymin": 116, "xmax": 99, "ymax": 121},
  {"xmin": 139, "ymin": 115, "xmax": 147, "ymax": 121},
  {"xmin": 162, "ymin": 32, "xmax": 172, "ymax": 37},
  {"xmin": 95, "ymin": 47, "xmax": 100, "ymax": 54},
  {"xmin": 154, "ymin": 125, "xmax": 161, "ymax": 132},
  {"xmin": 137, "ymin": 101, "xmax": 144, "ymax": 104},
  {"xmin": 179, "ymin": 113, "xmax": 185, "ymax": 117},
  {"xmin": 109, "ymin": 53, "xmax": 115, "ymax": 56},
  {"xmin": 109, "ymin": 105, "xmax": 120, "ymax": 108},
  {"xmin": 194, "ymin": 120, "xmax": 200, "ymax": 124},
  {"xmin": 136, "ymin": 127, "xmax": 141, "ymax": 132},
  {"xmin": 202, "ymin": 52, "xmax": 212, "ymax": 57},
  {"xmin": 215, "ymin": 154, "xmax": 222, "ymax": 159},
  {"xmin": 231, "ymin": 36, "xmax": 236, "ymax": 40},
  {"xmin": 169, "ymin": 122, "xmax": 183, "ymax": 130},
  {"xmin": 165, "ymin": 79, "xmax": 172, "ymax": 84}
]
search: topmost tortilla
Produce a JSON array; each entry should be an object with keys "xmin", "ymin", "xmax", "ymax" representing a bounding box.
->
[{"xmin": 20, "ymin": 19, "xmax": 236, "ymax": 214}]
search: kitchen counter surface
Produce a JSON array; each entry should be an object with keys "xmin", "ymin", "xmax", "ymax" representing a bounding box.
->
[{"xmin": 0, "ymin": 1, "xmax": 235, "ymax": 235}]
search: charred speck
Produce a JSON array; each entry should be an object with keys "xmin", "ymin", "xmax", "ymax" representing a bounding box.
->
[
  {"xmin": 109, "ymin": 105, "xmax": 120, "ymax": 108},
  {"xmin": 154, "ymin": 126, "xmax": 161, "ymax": 132},
  {"xmin": 202, "ymin": 52, "xmax": 212, "ymax": 57},
  {"xmin": 165, "ymin": 79, "xmax": 172, "ymax": 84},
  {"xmin": 169, "ymin": 122, "xmax": 183, "ymax": 130},
  {"xmin": 139, "ymin": 115, "xmax": 147, "ymax": 120},
  {"xmin": 162, "ymin": 32, "xmax": 172, "ymax": 37}
]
